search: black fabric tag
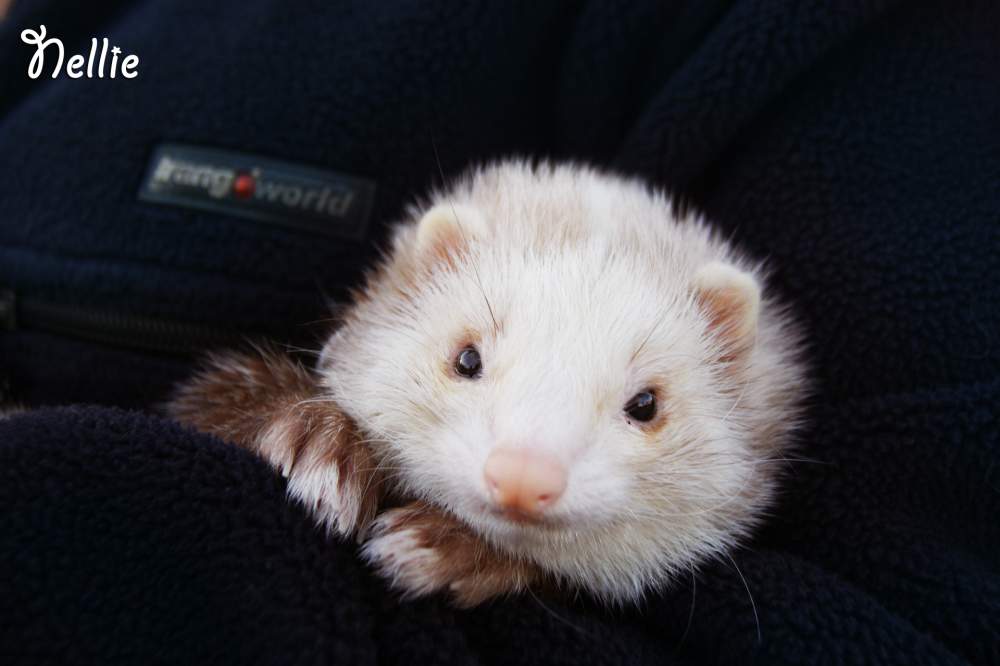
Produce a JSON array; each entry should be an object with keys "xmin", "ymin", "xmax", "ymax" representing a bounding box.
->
[{"xmin": 138, "ymin": 144, "xmax": 376, "ymax": 240}]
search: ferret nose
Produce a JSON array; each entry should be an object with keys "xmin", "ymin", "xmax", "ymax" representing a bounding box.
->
[{"xmin": 483, "ymin": 448, "xmax": 567, "ymax": 517}]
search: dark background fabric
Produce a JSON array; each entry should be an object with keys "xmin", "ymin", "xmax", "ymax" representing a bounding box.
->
[{"xmin": 1, "ymin": 0, "xmax": 998, "ymax": 664}]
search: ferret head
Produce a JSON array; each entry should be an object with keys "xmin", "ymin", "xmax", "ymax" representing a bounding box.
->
[{"xmin": 321, "ymin": 163, "xmax": 804, "ymax": 602}]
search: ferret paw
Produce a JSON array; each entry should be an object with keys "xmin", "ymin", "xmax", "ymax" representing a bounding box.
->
[
  {"xmin": 169, "ymin": 347, "xmax": 382, "ymax": 537},
  {"xmin": 362, "ymin": 505, "xmax": 535, "ymax": 607},
  {"xmin": 286, "ymin": 464, "xmax": 367, "ymax": 537},
  {"xmin": 362, "ymin": 509, "xmax": 452, "ymax": 599},
  {"xmin": 256, "ymin": 406, "xmax": 382, "ymax": 540}
]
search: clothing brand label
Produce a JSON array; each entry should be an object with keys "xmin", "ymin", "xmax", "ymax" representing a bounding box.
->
[{"xmin": 139, "ymin": 144, "xmax": 376, "ymax": 240}]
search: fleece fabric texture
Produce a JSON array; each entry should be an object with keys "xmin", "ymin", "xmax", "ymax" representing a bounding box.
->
[{"xmin": 1, "ymin": 0, "xmax": 998, "ymax": 664}]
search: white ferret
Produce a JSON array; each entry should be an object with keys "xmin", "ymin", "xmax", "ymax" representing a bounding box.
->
[{"xmin": 170, "ymin": 161, "xmax": 808, "ymax": 606}]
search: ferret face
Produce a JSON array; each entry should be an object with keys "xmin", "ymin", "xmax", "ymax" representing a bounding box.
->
[{"xmin": 322, "ymin": 164, "xmax": 803, "ymax": 600}]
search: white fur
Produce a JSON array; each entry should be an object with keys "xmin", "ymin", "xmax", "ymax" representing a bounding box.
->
[
  {"xmin": 362, "ymin": 513, "xmax": 445, "ymax": 596},
  {"xmin": 257, "ymin": 415, "xmax": 300, "ymax": 477},
  {"xmin": 285, "ymin": 464, "xmax": 358, "ymax": 536},
  {"xmin": 322, "ymin": 161, "xmax": 808, "ymax": 602},
  {"xmin": 260, "ymin": 415, "xmax": 361, "ymax": 536}
]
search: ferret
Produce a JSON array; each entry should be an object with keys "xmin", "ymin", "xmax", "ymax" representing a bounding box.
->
[{"xmin": 169, "ymin": 161, "xmax": 807, "ymax": 607}]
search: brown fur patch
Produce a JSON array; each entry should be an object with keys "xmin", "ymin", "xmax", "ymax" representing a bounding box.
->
[
  {"xmin": 167, "ymin": 346, "xmax": 382, "ymax": 535},
  {"xmin": 166, "ymin": 346, "xmax": 316, "ymax": 440}
]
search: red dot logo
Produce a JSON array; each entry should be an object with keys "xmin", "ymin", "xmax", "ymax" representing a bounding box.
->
[{"xmin": 233, "ymin": 172, "xmax": 255, "ymax": 199}]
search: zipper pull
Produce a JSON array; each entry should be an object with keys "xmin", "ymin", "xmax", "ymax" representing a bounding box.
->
[{"xmin": 0, "ymin": 289, "xmax": 15, "ymax": 331}]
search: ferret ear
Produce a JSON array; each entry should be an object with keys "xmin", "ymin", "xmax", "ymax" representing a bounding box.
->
[
  {"xmin": 692, "ymin": 262, "xmax": 761, "ymax": 358},
  {"xmin": 414, "ymin": 203, "xmax": 488, "ymax": 261}
]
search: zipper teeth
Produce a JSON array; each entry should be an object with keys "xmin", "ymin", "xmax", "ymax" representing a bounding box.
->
[{"xmin": 17, "ymin": 297, "xmax": 250, "ymax": 356}]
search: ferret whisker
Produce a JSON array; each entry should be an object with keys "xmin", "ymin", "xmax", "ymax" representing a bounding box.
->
[
  {"xmin": 675, "ymin": 565, "xmax": 697, "ymax": 652},
  {"xmin": 431, "ymin": 136, "xmax": 500, "ymax": 335},
  {"xmin": 638, "ymin": 466, "xmax": 762, "ymax": 518},
  {"xmin": 527, "ymin": 586, "xmax": 591, "ymax": 637},
  {"xmin": 357, "ymin": 455, "xmax": 401, "ymax": 502},
  {"xmin": 353, "ymin": 465, "xmax": 408, "ymax": 473},
  {"xmin": 281, "ymin": 344, "xmax": 323, "ymax": 358},
  {"xmin": 721, "ymin": 378, "xmax": 750, "ymax": 424},
  {"xmin": 302, "ymin": 314, "xmax": 346, "ymax": 327},
  {"xmin": 758, "ymin": 456, "xmax": 831, "ymax": 466},
  {"xmin": 650, "ymin": 458, "xmax": 797, "ymax": 476},
  {"xmin": 725, "ymin": 552, "xmax": 761, "ymax": 644},
  {"xmin": 631, "ymin": 307, "xmax": 667, "ymax": 362},
  {"xmin": 348, "ymin": 437, "xmax": 391, "ymax": 447},
  {"xmin": 290, "ymin": 396, "xmax": 339, "ymax": 408}
]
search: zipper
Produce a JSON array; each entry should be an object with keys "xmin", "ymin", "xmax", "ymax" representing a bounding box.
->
[{"xmin": 1, "ymin": 288, "xmax": 260, "ymax": 356}]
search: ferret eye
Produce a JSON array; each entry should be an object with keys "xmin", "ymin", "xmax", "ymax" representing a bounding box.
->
[
  {"xmin": 454, "ymin": 346, "xmax": 483, "ymax": 378},
  {"xmin": 625, "ymin": 391, "xmax": 656, "ymax": 422}
]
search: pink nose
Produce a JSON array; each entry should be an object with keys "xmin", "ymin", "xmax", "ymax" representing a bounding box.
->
[{"xmin": 483, "ymin": 448, "xmax": 567, "ymax": 517}]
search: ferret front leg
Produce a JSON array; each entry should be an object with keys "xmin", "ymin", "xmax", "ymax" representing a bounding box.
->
[
  {"xmin": 168, "ymin": 348, "xmax": 383, "ymax": 537},
  {"xmin": 362, "ymin": 501, "xmax": 541, "ymax": 607}
]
